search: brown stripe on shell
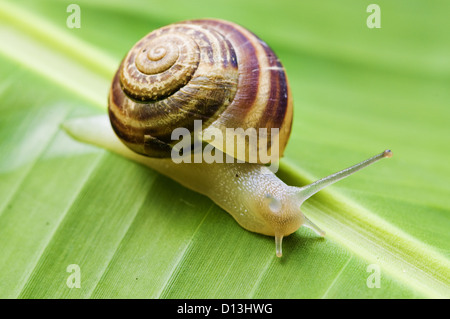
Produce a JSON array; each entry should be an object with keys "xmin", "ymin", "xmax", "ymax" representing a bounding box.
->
[
  {"xmin": 208, "ymin": 24, "xmax": 235, "ymax": 68},
  {"xmin": 263, "ymin": 45, "xmax": 289, "ymax": 130},
  {"xmin": 109, "ymin": 70, "xmax": 147, "ymax": 146},
  {"xmin": 256, "ymin": 42, "xmax": 290, "ymax": 154}
]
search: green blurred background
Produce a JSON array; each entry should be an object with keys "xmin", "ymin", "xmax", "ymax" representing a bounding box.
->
[{"xmin": 0, "ymin": 0, "xmax": 449, "ymax": 298}]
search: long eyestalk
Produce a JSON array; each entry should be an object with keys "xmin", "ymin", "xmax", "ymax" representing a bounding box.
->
[{"xmin": 297, "ymin": 149, "xmax": 393, "ymax": 203}]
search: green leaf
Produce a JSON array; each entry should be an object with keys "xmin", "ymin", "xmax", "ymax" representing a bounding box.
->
[{"xmin": 0, "ymin": 0, "xmax": 449, "ymax": 299}]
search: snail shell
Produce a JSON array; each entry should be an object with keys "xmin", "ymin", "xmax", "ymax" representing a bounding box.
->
[{"xmin": 108, "ymin": 19, "xmax": 293, "ymax": 162}]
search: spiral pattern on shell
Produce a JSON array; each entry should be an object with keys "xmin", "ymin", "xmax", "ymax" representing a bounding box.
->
[{"xmin": 109, "ymin": 19, "xmax": 293, "ymax": 161}]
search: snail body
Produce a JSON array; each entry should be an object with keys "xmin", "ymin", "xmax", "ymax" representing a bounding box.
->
[{"xmin": 64, "ymin": 19, "xmax": 392, "ymax": 257}]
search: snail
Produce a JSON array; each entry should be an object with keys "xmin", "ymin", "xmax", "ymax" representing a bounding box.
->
[{"xmin": 63, "ymin": 19, "xmax": 392, "ymax": 257}]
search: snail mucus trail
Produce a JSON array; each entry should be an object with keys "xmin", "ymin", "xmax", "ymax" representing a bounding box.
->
[{"xmin": 63, "ymin": 19, "xmax": 393, "ymax": 257}]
